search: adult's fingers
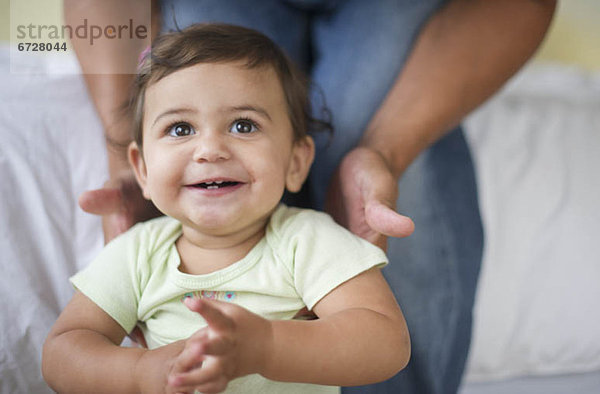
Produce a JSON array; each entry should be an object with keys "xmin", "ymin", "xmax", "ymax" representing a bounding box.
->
[
  {"xmin": 365, "ymin": 200, "xmax": 415, "ymax": 239},
  {"xmin": 78, "ymin": 188, "xmax": 123, "ymax": 215},
  {"xmin": 128, "ymin": 326, "xmax": 148, "ymax": 348}
]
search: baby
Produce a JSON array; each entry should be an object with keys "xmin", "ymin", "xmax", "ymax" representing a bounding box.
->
[{"xmin": 42, "ymin": 23, "xmax": 410, "ymax": 394}]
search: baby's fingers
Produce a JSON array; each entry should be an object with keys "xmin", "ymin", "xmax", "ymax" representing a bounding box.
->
[
  {"xmin": 171, "ymin": 332, "xmax": 208, "ymax": 374},
  {"xmin": 184, "ymin": 298, "xmax": 234, "ymax": 333},
  {"xmin": 169, "ymin": 357, "xmax": 231, "ymax": 394}
]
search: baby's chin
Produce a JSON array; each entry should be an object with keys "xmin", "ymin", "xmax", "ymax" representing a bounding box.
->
[{"xmin": 178, "ymin": 208, "xmax": 271, "ymax": 238}]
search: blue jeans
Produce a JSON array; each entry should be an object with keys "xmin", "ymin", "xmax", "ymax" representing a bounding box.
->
[{"xmin": 159, "ymin": 1, "xmax": 483, "ymax": 393}]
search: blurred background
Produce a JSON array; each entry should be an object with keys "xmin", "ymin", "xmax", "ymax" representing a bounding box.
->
[
  {"xmin": 0, "ymin": 1, "xmax": 598, "ymax": 393},
  {"xmin": 1, "ymin": 0, "xmax": 598, "ymax": 70}
]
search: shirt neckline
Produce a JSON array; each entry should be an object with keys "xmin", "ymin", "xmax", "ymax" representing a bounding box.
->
[{"xmin": 168, "ymin": 231, "xmax": 268, "ymax": 289}]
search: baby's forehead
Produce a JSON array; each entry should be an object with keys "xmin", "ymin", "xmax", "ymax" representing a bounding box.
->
[
  {"xmin": 142, "ymin": 61, "xmax": 290, "ymax": 124},
  {"xmin": 148, "ymin": 61, "xmax": 284, "ymax": 97}
]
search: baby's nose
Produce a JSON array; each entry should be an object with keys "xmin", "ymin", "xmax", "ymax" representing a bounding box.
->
[{"xmin": 192, "ymin": 133, "xmax": 231, "ymax": 162}]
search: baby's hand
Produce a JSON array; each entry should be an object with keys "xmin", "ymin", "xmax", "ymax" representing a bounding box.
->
[{"xmin": 166, "ymin": 297, "xmax": 272, "ymax": 394}]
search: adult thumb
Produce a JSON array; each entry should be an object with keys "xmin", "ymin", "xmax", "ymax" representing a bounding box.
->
[
  {"xmin": 78, "ymin": 188, "xmax": 123, "ymax": 215},
  {"xmin": 365, "ymin": 200, "xmax": 415, "ymax": 238}
]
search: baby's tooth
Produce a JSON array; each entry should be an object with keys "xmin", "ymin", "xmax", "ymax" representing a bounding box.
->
[
  {"xmin": 207, "ymin": 185, "xmax": 218, "ymax": 189},
  {"xmin": 215, "ymin": 181, "xmax": 223, "ymax": 184}
]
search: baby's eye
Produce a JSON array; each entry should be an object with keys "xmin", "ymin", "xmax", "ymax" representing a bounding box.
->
[
  {"xmin": 167, "ymin": 123, "xmax": 195, "ymax": 137},
  {"xmin": 229, "ymin": 119, "xmax": 258, "ymax": 134}
]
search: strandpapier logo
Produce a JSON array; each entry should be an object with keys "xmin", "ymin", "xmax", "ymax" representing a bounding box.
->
[{"xmin": 10, "ymin": 0, "xmax": 153, "ymax": 74}]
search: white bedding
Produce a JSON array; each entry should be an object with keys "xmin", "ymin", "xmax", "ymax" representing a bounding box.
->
[
  {"xmin": 1, "ymin": 46, "xmax": 599, "ymax": 393},
  {"xmin": 0, "ymin": 47, "xmax": 106, "ymax": 393},
  {"xmin": 463, "ymin": 64, "xmax": 600, "ymax": 383}
]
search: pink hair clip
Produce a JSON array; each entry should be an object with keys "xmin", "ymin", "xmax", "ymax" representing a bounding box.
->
[{"xmin": 137, "ymin": 45, "xmax": 151, "ymax": 69}]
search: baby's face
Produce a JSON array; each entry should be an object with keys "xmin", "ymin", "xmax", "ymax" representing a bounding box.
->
[{"xmin": 131, "ymin": 62, "xmax": 313, "ymax": 237}]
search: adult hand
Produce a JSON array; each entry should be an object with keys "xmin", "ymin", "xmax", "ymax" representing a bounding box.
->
[
  {"xmin": 325, "ymin": 146, "xmax": 414, "ymax": 251},
  {"xmin": 78, "ymin": 170, "xmax": 162, "ymax": 244}
]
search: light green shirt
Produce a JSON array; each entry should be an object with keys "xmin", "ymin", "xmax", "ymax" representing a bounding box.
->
[{"xmin": 71, "ymin": 204, "xmax": 387, "ymax": 393}]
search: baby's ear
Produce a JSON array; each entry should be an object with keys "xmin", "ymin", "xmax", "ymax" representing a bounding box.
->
[
  {"xmin": 127, "ymin": 142, "xmax": 151, "ymax": 200},
  {"xmin": 286, "ymin": 136, "xmax": 315, "ymax": 193}
]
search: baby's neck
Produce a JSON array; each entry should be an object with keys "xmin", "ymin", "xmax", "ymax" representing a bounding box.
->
[{"xmin": 175, "ymin": 222, "xmax": 266, "ymax": 275}]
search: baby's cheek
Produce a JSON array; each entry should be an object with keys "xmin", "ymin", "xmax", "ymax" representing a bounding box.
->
[
  {"xmin": 263, "ymin": 166, "xmax": 287, "ymax": 191},
  {"xmin": 146, "ymin": 172, "xmax": 179, "ymax": 203}
]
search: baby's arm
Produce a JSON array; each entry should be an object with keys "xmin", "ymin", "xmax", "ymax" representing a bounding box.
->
[
  {"xmin": 42, "ymin": 291, "xmax": 183, "ymax": 393},
  {"xmin": 265, "ymin": 266, "xmax": 410, "ymax": 384},
  {"xmin": 169, "ymin": 267, "xmax": 410, "ymax": 391}
]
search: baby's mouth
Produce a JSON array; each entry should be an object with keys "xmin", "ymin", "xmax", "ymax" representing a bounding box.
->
[{"xmin": 193, "ymin": 180, "xmax": 241, "ymax": 190}]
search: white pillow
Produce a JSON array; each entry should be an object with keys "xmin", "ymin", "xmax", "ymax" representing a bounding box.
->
[{"xmin": 463, "ymin": 64, "xmax": 600, "ymax": 382}]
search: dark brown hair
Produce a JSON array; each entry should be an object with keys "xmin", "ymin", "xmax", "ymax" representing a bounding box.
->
[{"xmin": 130, "ymin": 23, "xmax": 331, "ymax": 148}]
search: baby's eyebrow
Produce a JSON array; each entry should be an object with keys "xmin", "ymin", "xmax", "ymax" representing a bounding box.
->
[
  {"xmin": 227, "ymin": 105, "xmax": 272, "ymax": 121},
  {"xmin": 152, "ymin": 108, "xmax": 197, "ymax": 127}
]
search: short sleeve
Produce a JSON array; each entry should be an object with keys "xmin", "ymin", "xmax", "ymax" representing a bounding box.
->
[
  {"xmin": 274, "ymin": 208, "xmax": 388, "ymax": 310},
  {"xmin": 70, "ymin": 224, "xmax": 146, "ymax": 333}
]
